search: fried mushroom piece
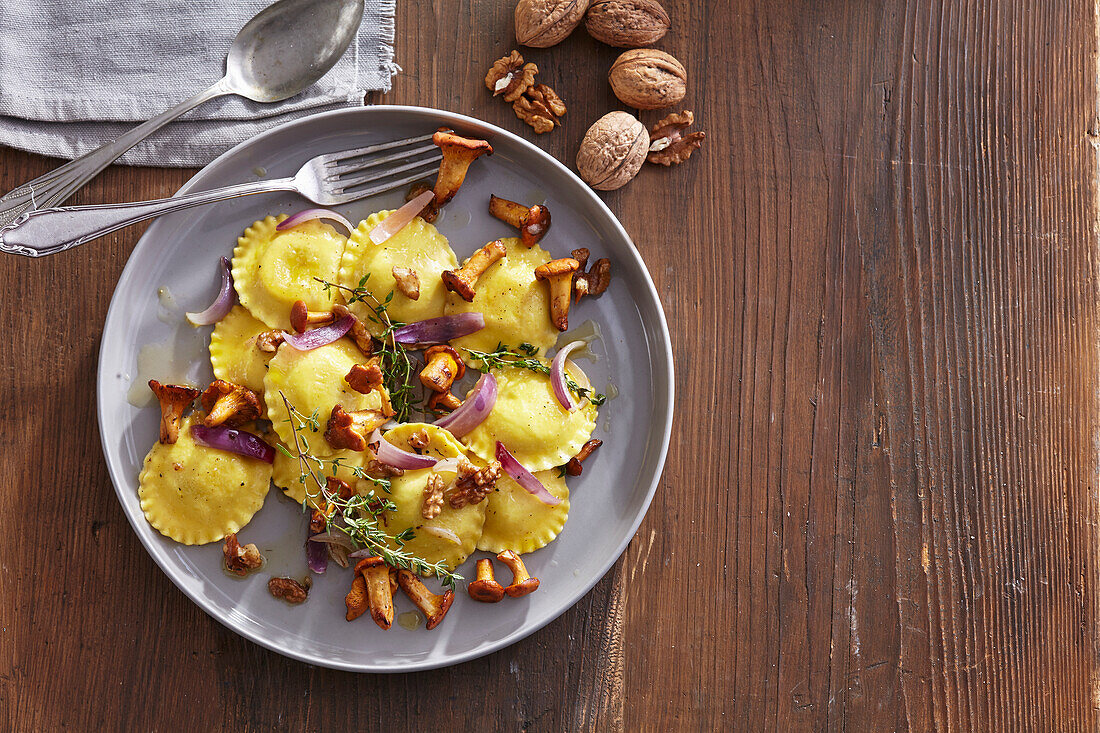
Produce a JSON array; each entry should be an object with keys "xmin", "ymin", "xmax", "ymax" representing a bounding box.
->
[
  {"xmin": 324, "ymin": 404, "xmax": 390, "ymax": 452},
  {"xmin": 488, "ymin": 195, "xmax": 551, "ymax": 248},
  {"xmin": 148, "ymin": 379, "xmax": 200, "ymax": 444},
  {"xmin": 419, "ymin": 345, "xmax": 465, "ymax": 393},
  {"xmin": 497, "ymin": 550, "xmax": 539, "ymax": 598},
  {"xmin": 422, "ymin": 131, "xmax": 493, "ymax": 222},
  {"xmin": 223, "ymin": 533, "xmax": 264, "ymax": 576},
  {"xmin": 331, "ymin": 304, "xmax": 374, "ymax": 356},
  {"xmin": 200, "ymin": 379, "xmax": 262, "ymax": 428},
  {"xmin": 570, "ymin": 248, "xmax": 612, "ymax": 303},
  {"xmin": 441, "ymin": 239, "xmax": 508, "ymax": 302},
  {"xmin": 355, "ymin": 557, "xmax": 395, "ymax": 630},
  {"xmin": 289, "ymin": 300, "xmax": 335, "ymax": 333},
  {"xmin": 534, "ymin": 257, "xmax": 580, "ymax": 331},
  {"xmin": 396, "ymin": 569, "xmax": 455, "ymax": 630}
]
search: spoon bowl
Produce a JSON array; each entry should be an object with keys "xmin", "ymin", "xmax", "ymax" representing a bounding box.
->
[{"xmin": 226, "ymin": 0, "xmax": 366, "ymax": 103}]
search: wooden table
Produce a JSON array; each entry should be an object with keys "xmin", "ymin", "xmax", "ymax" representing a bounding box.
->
[{"xmin": 3, "ymin": 1, "xmax": 1097, "ymax": 729}]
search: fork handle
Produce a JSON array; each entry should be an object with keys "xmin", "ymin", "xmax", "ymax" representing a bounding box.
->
[
  {"xmin": 0, "ymin": 177, "xmax": 297, "ymax": 257},
  {"xmin": 0, "ymin": 80, "xmax": 233, "ymax": 230}
]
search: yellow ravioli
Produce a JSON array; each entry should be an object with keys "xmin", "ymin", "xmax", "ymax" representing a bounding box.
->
[
  {"xmin": 233, "ymin": 216, "xmax": 346, "ymax": 330},
  {"xmin": 138, "ymin": 416, "xmax": 272, "ymax": 545},
  {"xmin": 338, "ymin": 211, "xmax": 457, "ymax": 335},
  {"xmin": 446, "ymin": 237, "xmax": 558, "ymax": 354},
  {"xmin": 378, "ymin": 423, "xmax": 486, "ymax": 575},
  {"xmin": 263, "ymin": 339, "xmax": 383, "ymax": 458},
  {"xmin": 463, "ymin": 366, "xmax": 597, "ymax": 472},
  {"xmin": 477, "ymin": 470, "xmax": 569, "ymax": 554},
  {"xmin": 208, "ymin": 305, "xmax": 276, "ymax": 403}
]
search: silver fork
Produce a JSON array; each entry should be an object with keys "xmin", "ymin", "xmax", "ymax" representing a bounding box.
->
[{"xmin": 0, "ymin": 133, "xmax": 443, "ymax": 258}]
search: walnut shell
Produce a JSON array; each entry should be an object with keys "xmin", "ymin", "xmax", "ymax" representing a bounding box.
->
[
  {"xmin": 608, "ymin": 48, "xmax": 687, "ymax": 110},
  {"xmin": 515, "ymin": 0, "xmax": 591, "ymax": 48},
  {"xmin": 576, "ymin": 111, "xmax": 650, "ymax": 190},
  {"xmin": 584, "ymin": 0, "xmax": 670, "ymax": 48}
]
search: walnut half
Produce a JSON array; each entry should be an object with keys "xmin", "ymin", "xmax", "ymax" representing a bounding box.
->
[
  {"xmin": 448, "ymin": 460, "xmax": 502, "ymax": 508},
  {"xmin": 485, "ymin": 50, "xmax": 538, "ymax": 102},
  {"xmin": 514, "ymin": 84, "xmax": 566, "ymax": 134},
  {"xmin": 647, "ymin": 110, "xmax": 706, "ymax": 166}
]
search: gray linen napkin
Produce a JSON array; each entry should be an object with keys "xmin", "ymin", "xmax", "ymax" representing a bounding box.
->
[{"xmin": 0, "ymin": 0, "xmax": 398, "ymax": 166}]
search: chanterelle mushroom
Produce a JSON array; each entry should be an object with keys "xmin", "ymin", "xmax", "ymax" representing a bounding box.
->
[
  {"xmin": 420, "ymin": 345, "xmax": 465, "ymax": 393},
  {"xmin": 488, "ymin": 195, "xmax": 551, "ymax": 248},
  {"xmin": 289, "ymin": 300, "xmax": 334, "ymax": 333},
  {"xmin": 468, "ymin": 558, "xmax": 505, "ymax": 603},
  {"xmin": 148, "ymin": 379, "xmax": 200, "ymax": 444},
  {"xmin": 200, "ymin": 379, "xmax": 262, "ymax": 428},
  {"xmin": 497, "ymin": 550, "xmax": 540, "ymax": 598},
  {"xmin": 442, "ymin": 239, "xmax": 508, "ymax": 302},
  {"xmin": 570, "ymin": 248, "xmax": 611, "ymax": 303},
  {"xmin": 344, "ymin": 361, "xmax": 395, "ymax": 417},
  {"xmin": 355, "ymin": 557, "xmax": 395, "ymax": 630},
  {"xmin": 534, "ymin": 257, "xmax": 580, "ymax": 331},
  {"xmin": 324, "ymin": 404, "xmax": 389, "ymax": 452},
  {"xmin": 331, "ymin": 304, "xmax": 374, "ymax": 356},
  {"xmin": 396, "ymin": 569, "xmax": 455, "ymax": 630},
  {"xmin": 422, "ymin": 131, "xmax": 493, "ymax": 222}
]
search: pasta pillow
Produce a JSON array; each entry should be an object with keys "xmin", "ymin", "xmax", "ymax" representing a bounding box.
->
[
  {"xmin": 477, "ymin": 470, "xmax": 569, "ymax": 554},
  {"xmin": 233, "ymin": 216, "xmax": 346, "ymax": 330},
  {"xmin": 463, "ymin": 365, "xmax": 598, "ymax": 472},
  {"xmin": 263, "ymin": 339, "xmax": 383, "ymax": 457},
  {"xmin": 208, "ymin": 305, "xmax": 276, "ymax": 403},
  {"xmin": 376, "ymin": 423, "xmax": 487, "ymax": 575},
  {"xmin": 138, "ymin": 416, "xmax": 272, "ymax": 545},
  {"xmin": 338, "ymin": 211, "xmax": 457, "ymax": 333},
  {"xmin": 445, "ymin": 237, "xmax": 558, "ymax": 354}
]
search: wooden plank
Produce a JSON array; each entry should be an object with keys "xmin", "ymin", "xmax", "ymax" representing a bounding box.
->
[{"xmin": 2, "ymin": 0, "xmax": 1099, "ymax": 729}]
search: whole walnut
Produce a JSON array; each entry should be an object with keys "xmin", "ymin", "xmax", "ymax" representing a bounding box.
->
[
  {"xmin": 585, "ymin": 0, "xmax": 670, "ymax": 48},
  {"xmin": 608, "ymin": 48, "xmax": 687, "ymax": 110},
  {"xmin": 576, "ymin": 111, "xmax": 650, "ymax": 190},
  {"xmin": 515, "ymin": 0, "xmax": 591, "ymax": 48}
]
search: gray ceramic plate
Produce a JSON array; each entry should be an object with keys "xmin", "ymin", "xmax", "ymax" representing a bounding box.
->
[{"xmin": 98, "ymin": 105, "xmax": 673, "ymax": 672}]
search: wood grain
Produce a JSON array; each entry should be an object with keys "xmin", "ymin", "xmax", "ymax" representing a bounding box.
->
[{"xmin": 2, "ymin": 0, "xmax": 1099, "ymax": 729}]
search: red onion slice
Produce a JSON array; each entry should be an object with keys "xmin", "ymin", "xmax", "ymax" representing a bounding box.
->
[
  {"xmin": 496, "ymin": 442, "xmax": 561, "ymax": 506},
  {"xmin": 190, "ymin": 424, "xmax": 275, "ymax": 464},
  {"xmin": 309, "ymin": 530, "xmax": 359, "ymax": 550},
  {"xmin": 186, "ymin": 257, "xmax": 236, "ymax": 326},
  {"xmin": 420, "ymin": 526, "xmax": 462, "ymax": 545},
  {"xmin": 433, "ymin": 373, "xmax": 497, "ymax": 437},
  {"xmin": 369, "ymin": 190, "xmax": 435, "ymax": 245},
  {"xmin": 306, "ymin": 526, "xmax": 329, "ymax": 574},
  {"xmin": 276, "ymin": 208, "xmax": 355, "ymax": 235},
  {"xmin": 393, "ymin": 313, "xmax": 485, "ymax": 346},
  {"xmin": 550, "ymin": 340, "xmax": 587, "ymax": 411},
  {"xmin": 369, "ymin": 428, "xmax": 439, "ymax": 470},
  {"xmin": 431, "ymin": 456, "xmax": 464, "ymax": 474},
  {"xmin": 281, "ymin": 314, "xmax": 354, "ymax": 350}
]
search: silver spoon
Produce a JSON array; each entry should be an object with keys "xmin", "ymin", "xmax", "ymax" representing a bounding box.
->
[{"xmin": 0, "ymin": 0, "xmax": 365, "ymax": 229}]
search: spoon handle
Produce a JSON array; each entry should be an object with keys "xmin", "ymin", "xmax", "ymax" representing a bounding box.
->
[
  {"xmin": 0, "ymin": 177, "xmax": 297, "ymax": 258},
  {"xmin": 0, "ymin": 79, "xmax": 232, "ymax": 230}
]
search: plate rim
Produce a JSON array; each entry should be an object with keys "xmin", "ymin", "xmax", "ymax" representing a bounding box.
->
[{"xmin": 97, "ymin": 104, "xmax": 674, "ymax": 672}]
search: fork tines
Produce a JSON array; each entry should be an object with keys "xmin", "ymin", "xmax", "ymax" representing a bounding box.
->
[{"xmin": 324, "ymin": 132, "xmax": 444, "ymax": 198}]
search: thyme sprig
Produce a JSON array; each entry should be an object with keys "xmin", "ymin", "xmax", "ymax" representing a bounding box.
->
[
  {"xmin": 316, "ymin": 275, "xmax": 418, "ymax": 422},
  {"xmin": 463, "ymin": 342, "xmax": 606, "ymax": 406},
  {"xmin": 278, "ymin": 392, "xmax": 461, "ymax": 588}
]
